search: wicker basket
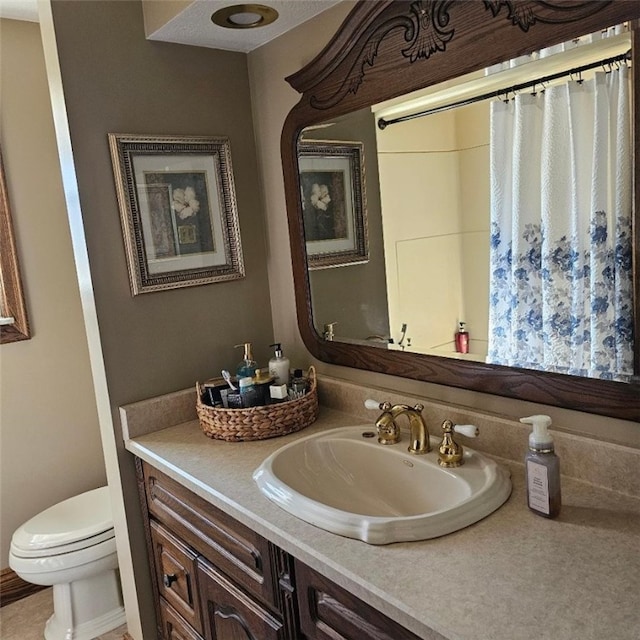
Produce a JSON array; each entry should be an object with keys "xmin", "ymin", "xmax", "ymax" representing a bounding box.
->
[{"xmin": 196, "ymin": 366, "xmax": 318, "ymax": 442}]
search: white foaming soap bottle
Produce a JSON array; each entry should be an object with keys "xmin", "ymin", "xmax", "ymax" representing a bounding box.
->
[
  {"xmin": 268, "ymin": 343, "xmax": 290, "ymax": 386},
  {"xmin": 521, "ymin": 415, "xmax": 561, "ymax": 519}
]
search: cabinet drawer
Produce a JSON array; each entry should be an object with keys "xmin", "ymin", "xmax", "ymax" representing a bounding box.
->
[
  {"xmin": 198, "ymin": 557, "xmax": 286, "ymax": 640},
  {"xmin": 296, "ymin": 562, "xmax": 422, "ymax": 640},
  {"xmin": 143, "ymin": 462, "xmax": 278, "ymax": 610},
  {"xmin": 160, "ymin": 598, "xmax": 204, "ymax": 640},
  {"xmin": 151, "ymin": 520, "xmax": 203, "ymax": 635}
]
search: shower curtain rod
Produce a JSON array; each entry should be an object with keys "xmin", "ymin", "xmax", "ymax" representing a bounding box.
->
[{"xmin": 377, "ymin": 50, "xmax": 631, "ymax": 130}]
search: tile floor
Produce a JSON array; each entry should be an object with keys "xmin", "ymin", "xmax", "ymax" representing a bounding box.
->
[{"xmin": 0, "ymin": 587, "xmax": 128, "ymax": 640}]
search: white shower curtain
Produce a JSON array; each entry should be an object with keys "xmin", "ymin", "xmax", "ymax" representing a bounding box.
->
[{"xmin": 487, "ymin": 65, "xmax": 633, "ymax": 380}]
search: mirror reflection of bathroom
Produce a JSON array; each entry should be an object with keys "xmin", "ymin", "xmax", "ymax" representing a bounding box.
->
[{"xmin": 302, "ymin": 23, "xmax": 633, "ymax": 382}]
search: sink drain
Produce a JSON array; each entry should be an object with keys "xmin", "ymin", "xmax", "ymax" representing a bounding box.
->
[{"xmin": 361, "ymin": 431, "xmax": 376, "ymax": 438}]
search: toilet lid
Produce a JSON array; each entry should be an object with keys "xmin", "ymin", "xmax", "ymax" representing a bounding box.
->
[{"xmin": 11, "ymin": 486, "xmax": 114, "ymax": 554}]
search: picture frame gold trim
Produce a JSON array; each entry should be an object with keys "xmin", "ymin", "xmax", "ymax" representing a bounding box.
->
[
  {"xmin": 108, "ymin": 134, "xmax": 245, "ymax": 295},
  {"xmin": 298, "ymin": 140, "xmax": 368, "ymax": 269}
]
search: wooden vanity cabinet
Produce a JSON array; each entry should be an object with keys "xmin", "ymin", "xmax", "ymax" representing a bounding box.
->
[
  {"xmin": 137, "ymin": 459, "xmax": 422, "ymax": 640},
  {"xmin": 295, "ymin": 562, "xmax": 422, "ymax": 640},
  {"xmin": 138, "ymin": 460, "xmax": 298, "ymax": 640},
  {"xmin": 141, "ymin": 462, "xmax": 278, "ymax": 608}
]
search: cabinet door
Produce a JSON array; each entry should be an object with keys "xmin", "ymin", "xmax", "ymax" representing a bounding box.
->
[
  {"xmin": 151, "ymin": 520, "xmax": 203, "ymax": 635},
  {"xmin": 161, "ymin": 599, "xmax": 205, "ymax": 640},
  {"xmin": 198, "ymin": 558, "xmax": 287, "ymax": 640},
  {"xmin": 296, "ymin": 562, "xmax": 422, "ymax": 640}
]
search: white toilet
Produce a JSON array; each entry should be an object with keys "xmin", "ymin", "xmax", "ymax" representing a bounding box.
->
[{"xmin": 9, "ymin": 486, "xmax": 126, "ymax": 640}]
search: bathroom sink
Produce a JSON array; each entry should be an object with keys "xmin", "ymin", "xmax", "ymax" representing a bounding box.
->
[{"xmin": 253, "ymin": 426, "xmax": 511, "ymax": 544}]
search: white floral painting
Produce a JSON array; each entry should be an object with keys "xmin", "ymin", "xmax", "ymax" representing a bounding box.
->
[
  {"xmin": 298, "ymin": 140, "xmax": 368, "ymax": 269},
  {"xmin": 109, "ymin": 134, "xmax": 244, "ymax": 295}
]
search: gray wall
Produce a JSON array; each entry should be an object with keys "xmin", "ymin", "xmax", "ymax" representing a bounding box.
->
[
  {"xmin": 51, "ymin": 1, "xmax": 273, "ymax": 634},
  {"xmin": 306, "ymin": 108, "xmax": 390, "ymax": 341}
]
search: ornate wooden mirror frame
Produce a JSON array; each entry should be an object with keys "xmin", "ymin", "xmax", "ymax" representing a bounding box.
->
[{"xmin": 281, "ymin": 0, "xmax": 640, "ymax": 422}]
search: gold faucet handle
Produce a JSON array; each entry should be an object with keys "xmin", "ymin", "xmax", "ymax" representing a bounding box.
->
[{"xmin": 438, "ymin": 420, "xmax": 478, "ymax": 467}]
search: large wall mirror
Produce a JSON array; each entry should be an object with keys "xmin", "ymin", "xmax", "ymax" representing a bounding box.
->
[{"xmin": 282, "ymin": 1, "xmax": 640, "ymax": 422}]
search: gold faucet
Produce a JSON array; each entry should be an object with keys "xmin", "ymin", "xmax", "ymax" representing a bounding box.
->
[{"xmin": 373, "ymin": 402, "xmax": 431, "ymax": 454}]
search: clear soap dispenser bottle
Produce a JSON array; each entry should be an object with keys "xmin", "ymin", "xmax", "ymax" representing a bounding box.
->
[
  {"xmin": 235, "ymin": 342, "xmax": 257, "ymax": 379},
  {"xmin": 521, "ymin": 415, "xmax": 561, "ymax": 519}
]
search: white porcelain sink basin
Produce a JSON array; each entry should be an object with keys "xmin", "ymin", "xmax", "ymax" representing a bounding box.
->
[{"xmin": 253, "ymin": 426, "xmax": 511, "ymax": 544}]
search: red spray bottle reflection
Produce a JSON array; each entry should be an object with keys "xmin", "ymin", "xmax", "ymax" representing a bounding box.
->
[{"xmin": 455, "ymin": 322, "xmax": 469, "ymax": 354}]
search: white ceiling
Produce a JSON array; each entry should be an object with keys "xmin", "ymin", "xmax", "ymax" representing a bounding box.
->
[
  {"xmin": 0, "ymin": 0, "xmax": 341, "ymax": 53},
  {"xmin": 0, "ymin": 0, "xmax": 38, "ymax": 22},
  {"xmin": 147, "ymin": 0, "xmax": 341, "ymax": 53}
]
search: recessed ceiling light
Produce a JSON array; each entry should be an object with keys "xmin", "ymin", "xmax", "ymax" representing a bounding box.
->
[{"xmin": 211, "ymin": 4, "xmax": 278, "ymax": 30}]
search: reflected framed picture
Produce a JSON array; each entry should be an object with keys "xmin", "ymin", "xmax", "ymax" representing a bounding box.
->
[
  {"xmin": 108, "ymin": 134, "xmax": 245, "ymax": 295},
  {"xmin": 298, "ymin": 140, "xmax": 368, "ymax": 269}
]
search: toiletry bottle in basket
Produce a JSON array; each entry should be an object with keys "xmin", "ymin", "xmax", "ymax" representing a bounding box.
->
[
  {"xmin": 269, "ymin": 343, "xmax": 290, "ymax": 386},
  {"xmin": 235, "ymin": 342, "xmax": 258, "ymax": 378},
  {"xmin": 289, "ymin": 369, "xmax": 308, "ymax": 399}
]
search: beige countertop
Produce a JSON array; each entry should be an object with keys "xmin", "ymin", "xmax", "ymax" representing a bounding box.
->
[{"xmin": 125, "ymin": 406, "xmax": 640, "ymax": 640}]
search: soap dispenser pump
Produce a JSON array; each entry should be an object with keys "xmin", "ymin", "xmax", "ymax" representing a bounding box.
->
[
  {"xmin": 235, "ymin": 343, "xmax": 257, "ymax": 379},
  {"xmin": 521, "ymin": 414, "xmax": 561, "ymax": 519}
]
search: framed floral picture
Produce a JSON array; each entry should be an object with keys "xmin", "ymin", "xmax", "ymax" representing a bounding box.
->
[
  {"xmin": 108, "ymin": 134, "xmax": 245, "ymax": 295},
  {"xmin": 298, "ymin": 140, "xmax": 368, "ymax": 269},
  {"xmin": 0, "ymin": 146, "xmax": 30, "ymax": 343}
]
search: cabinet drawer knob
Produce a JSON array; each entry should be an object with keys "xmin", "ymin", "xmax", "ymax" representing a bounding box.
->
[{"xmin": 163, "ymin": 573, "xmax": 178, "ymax": 588}]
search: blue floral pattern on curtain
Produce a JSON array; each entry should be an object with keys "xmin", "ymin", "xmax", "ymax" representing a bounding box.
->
[
  {"xmin": 488, "ymin": 66, "xmax": 633, "ymax": 381},
  {"xmin": 489, "ymin": 214, "xmax": 633, "ymax": 379}
]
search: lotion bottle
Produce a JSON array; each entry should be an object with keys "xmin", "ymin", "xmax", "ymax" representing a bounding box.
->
[
  {"xmin": 521, "ymin": 415, "xmax": 561, "ymax": 519},
  {"xmin": 268, "ymin": 343, "xmax": 290, "ymax": 386}
]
